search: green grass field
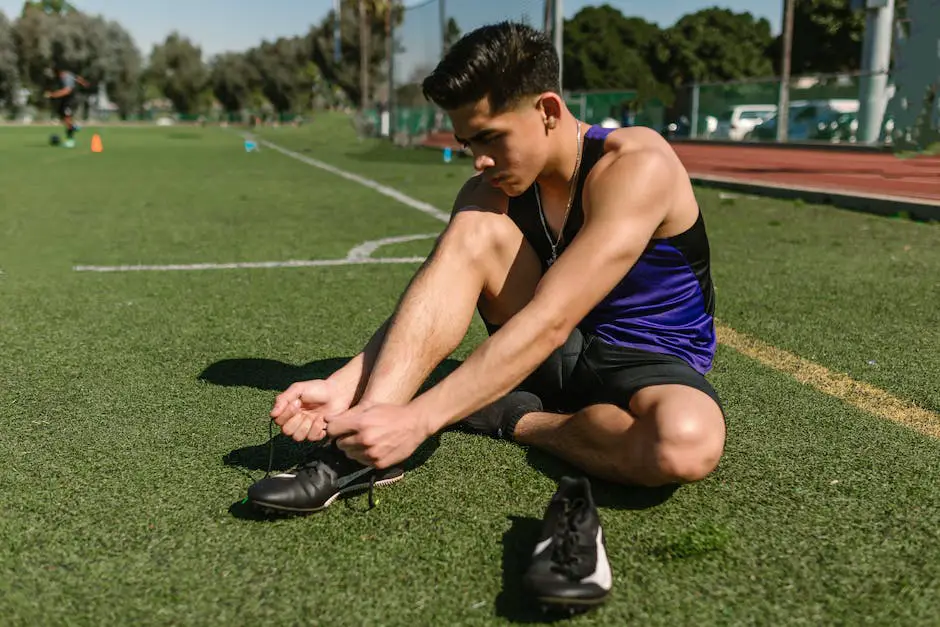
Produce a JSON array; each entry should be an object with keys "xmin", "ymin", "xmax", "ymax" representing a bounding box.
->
[{"xmin": 2, "ymin": 116, "xmax": 939, "ymax": 626}]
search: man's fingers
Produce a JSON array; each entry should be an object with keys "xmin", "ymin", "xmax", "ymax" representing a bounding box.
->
[
  {"xmin": 280, "ymin": 412, "xmax": 309, "ymax": 438},
  {"xmin": 325, "ymin": 413, "xmax": 360, "ymax": 439},
  {"xmin": 305, "ymin": 425, "xmax": 328, "ymax": 442},
  {"xmin": 291, "ymin": 417, "xmax": 313, "ymax": 442},
  {"xmin": 335, "ymin": 436, "xmax": 370, "ymax": 464},
  {"xmin": 271, "ymin": 398, "xmax": 301, "ymax": 425},
  {"xmin": 272, "ymin": 384, "xmax": 303, "ymax": 417}
]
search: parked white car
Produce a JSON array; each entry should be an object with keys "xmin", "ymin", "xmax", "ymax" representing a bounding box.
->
[{"xmin": 714, "ymin": 104, "xmax": 777, "ymax": 140}]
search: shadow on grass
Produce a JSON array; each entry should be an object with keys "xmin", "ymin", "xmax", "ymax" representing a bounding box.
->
[
  {"xmin": 494, "ymin": 453, "xmax": 677, "ymax": 623},
  {"xmin": 198, "ymin": 355, "xmax": 463, "ymax": 393},
  {"xmin": 200, "ymin": 356, "xmax": 460, "ymax": 520},
  {"xmin": 524, "ymin": 447, "xmax": 679, "ymax": 511}
]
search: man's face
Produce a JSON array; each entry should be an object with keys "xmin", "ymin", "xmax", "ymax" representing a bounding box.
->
[{"xmin": 449, "ymin": 95, "xmax": 549, "ymax": 197}]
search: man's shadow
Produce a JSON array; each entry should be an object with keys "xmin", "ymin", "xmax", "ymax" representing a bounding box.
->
[{"xmin": 199, "ymin": 356, "xmax": 462, "ymax": 519}]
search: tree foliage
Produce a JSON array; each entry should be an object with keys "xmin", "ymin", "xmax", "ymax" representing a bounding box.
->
[
  {"xmin": 563, "ymin": 6, "xmax": 664, "ymax": 101},
  {"xmin": 787, "ymin": 0, "xmax": 866, "ymax": 74},
  {"xmin": 655, "ymin": 8, "xmax": 774, "ymax": 88},
  {"xmin": 147, "ymin": 32, "xmax": 208, "ymax": 115},
  {"xmin": 0, "ymin": 11, "xmax": 18, "ymax": 107}
]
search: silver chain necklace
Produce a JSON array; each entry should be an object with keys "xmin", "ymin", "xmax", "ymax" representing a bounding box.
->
[{"xmin": 535, "ymin": 121, "xmax": 583, "ymax": 267}]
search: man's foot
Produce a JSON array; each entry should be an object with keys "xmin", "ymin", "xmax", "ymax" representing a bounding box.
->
[
  {"xmin": 246, "ymin": 441, "xmax": 404, "ymax": 514},
  {"xmin": 454, "ymin": 390, "xmax": 542, "ymax": 440},
  {"xmin": 524, "ymin": 476, "xmax": 612, "ymax": 613}
]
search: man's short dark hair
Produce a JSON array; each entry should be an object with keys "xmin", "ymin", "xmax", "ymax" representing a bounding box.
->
[{"xmin": 422, "ymin": 21, "xmax": 560, "ymax": 113}]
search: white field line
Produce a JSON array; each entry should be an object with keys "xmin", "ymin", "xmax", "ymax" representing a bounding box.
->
[
  {"xmin": 253, "ymin": 136, "xmax": 451, "ymax": 224},
  {"xmin": 73, "ymin": 234, "xmax": 439, "ymax": 272}
]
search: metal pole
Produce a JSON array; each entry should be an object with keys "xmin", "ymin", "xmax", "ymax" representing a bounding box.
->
[
  {"xmin": 440, "ymin": 0, "xmax": 447, "ymax": 56},
  {"xmin": 691, "ymin": 83, "xmax": 700, "ymax": 138},
  {"xmin": 776, "ymin": 0, "xmax": 794, "ymax": 142},
  {"xmin": 387, "ymin": 0, "xmax": 395, "ymax": 139},
  {"xmin": 553, "ymin": 0, "xmax": 563, "ymax": 90},
  {"xmin": 333, "ymin": 0, "xmax": 341, "ymax": 63},
  {"xmin": 359, "ymin": 0, "xmax": 369, "ymax": 111},
  {"xmin": 857, "ymin": 0, "xmax": 895, "ymax": 144}
]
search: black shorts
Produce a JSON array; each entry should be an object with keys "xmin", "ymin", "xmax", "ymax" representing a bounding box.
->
[
  {"xmin": 57, "ymin": 97, "xmax": 74, "ymax": 118},
  {"xmin": 485, "ymin": 321, "xmax": 723, "ymax": 415}
]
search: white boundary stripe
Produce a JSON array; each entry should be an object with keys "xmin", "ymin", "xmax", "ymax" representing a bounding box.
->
[
  {"xmin": 256, "ymin": 137, "xmax": 452, "ymax": 223},
  {"xmin": 73, "ymin": 257, "xmax": 428, "ymax": 272},
  {"xmin": 347, "ymin": 233, "xmax": 439, "ymax": 260},
  {"xmin": 73, "ymin": 231, "xmax": 440, "ymax": 273}
]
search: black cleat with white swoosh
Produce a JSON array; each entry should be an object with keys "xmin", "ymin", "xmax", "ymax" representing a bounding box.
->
[
  {"xmin": 246, "ymin": 441, "xmax": 404, "ymax": 514},
  {"xmin": 523, "ymin": 476, "xmax": 612, "ymax": 613}
]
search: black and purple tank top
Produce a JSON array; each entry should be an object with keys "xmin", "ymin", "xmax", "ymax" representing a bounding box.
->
[{"xmin": 506, "ymin": 125, "xmax": 717, "ymax": 375}]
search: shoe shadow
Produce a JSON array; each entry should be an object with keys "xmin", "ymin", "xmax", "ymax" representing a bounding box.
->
[
  {"xmin": 525, "ymin": 447, "xmax": 679, "ymax": 510},
  {"xmin": 495, "ymin": 515, "xmax": 575, "ymax": 624}
]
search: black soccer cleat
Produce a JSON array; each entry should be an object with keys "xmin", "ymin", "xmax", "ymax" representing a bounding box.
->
[
  {"xmin": 523, "ymin": 476, "xmax": 612, "ymax": 612},
  {"xmin": 246, "ymin": 441, "xmax": 404, "ymax": 514}
]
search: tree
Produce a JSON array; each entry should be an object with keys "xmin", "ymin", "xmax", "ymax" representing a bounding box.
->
[
  {"xmin": 210, "ymin": 52, "xmax": 259, "ymax": 114},
  {"xmin": 0, "ymin": 11, "xmax": 18, "ymax": 110},
  {"xmin": 563, "ymin": 6, "xmax": 664, "ymax": 101},
  {"xmin": 246, "ymin": 37, "xmax": 320, "ymax": 114},
  {"xmin": 14, "ymin": 8, "xmax": 103, "ymax": 105},
  {"xmin": 147, "ymin": 32, "xmax": 208, "ymax": 115},
  {"xmin": 12, "ymin": 4, "xmax": 54, "ymax": 94},
  {"xmin": 654, "ymin": 8, "xmax": 774, "ymax": 88},
  {"xmin": 444, "ymin": 17, "xmax": 461, "ymax": 51},
  {"xmin": 307, "ymin": 0, "xmax": 402, "ymax": 106},
  {"xmin": 99, "ymin": 19, "xmax": 142, "ymax": 118},
  {"xmin": 784, "ymin": 0, "xmax": 866, "ymax": 74},
  {"xmin": 13, "ymin": 5, "xmax": 141, "ymax": 116},
  {"xmin": 20, "ymin": 0, "xmax": 77, "ymax": 16}
]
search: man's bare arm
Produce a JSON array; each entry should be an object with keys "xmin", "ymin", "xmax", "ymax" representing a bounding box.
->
[
  {"xmin": 325, "ymin": 316, "xmax": 391, "ymax": 405},
  {"xmin": 409, "ymin": 148, "xmax": 676, "ymax": 434},
  {"xmin": 354, "ymin": 176, "xmax": 498, "ymax": 407}
]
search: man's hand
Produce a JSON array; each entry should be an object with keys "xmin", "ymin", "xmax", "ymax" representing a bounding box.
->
[
  {"xmin": 325, "ymin": 403, "xmax": 430, "ymax": 469},
  {"xmin": 271, "ymin": 379, "xmax": 353, "ymax": 442},
  {"xmin": 43, "ymin": 91, "xmax": 52, "ymax": 98}
]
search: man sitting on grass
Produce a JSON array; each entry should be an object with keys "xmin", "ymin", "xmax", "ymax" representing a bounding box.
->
[{"xmin": 247, "ymin": 21, "xmax": 725, "ymax": 512}]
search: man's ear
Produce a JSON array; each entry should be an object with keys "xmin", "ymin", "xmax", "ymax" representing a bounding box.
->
[{"xmin": 537, "ymin": 93, "xmax": 564, "ymax": 128}]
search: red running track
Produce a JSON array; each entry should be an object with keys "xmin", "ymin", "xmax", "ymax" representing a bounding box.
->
[
  {"xmin": 672, "ymin": 143, "xmax": 940, "ymax": 202},
  {"xmin": 420, "ymin": 131, "xmax": 939, "ymax": 202}
]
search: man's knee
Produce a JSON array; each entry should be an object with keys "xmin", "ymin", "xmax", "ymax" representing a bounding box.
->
[
  {"xmin": 652, "ymin": 408, "xmax": 725, "ymax": 484},
  {"xmin": 441, "ymin": 210, "xmax": 515, "ymax": 264}
]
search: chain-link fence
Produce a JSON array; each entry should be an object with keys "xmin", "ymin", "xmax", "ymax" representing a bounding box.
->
[
  {"xmin": 665, "ymin": 70, "xmax": 897, "ymax": 145},
  {"xmin": 365, "ymin": 0, "xmax": 547, "ymax": 144}
]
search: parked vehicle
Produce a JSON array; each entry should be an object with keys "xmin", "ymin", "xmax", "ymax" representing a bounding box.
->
[
  {"xmin": 747, "ymin": 100, "xmax": 860, "ymax": 142},
  {"xmin": 713, "ymin": 105, "xmax": 777, "ymax": 140}
]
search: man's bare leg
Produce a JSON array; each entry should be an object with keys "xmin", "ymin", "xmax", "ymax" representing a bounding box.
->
[
  {"xmin": 513, "ymin": 384, "xmax": 726, "ymax": 487},
  {"xmin": 358, "ymin": 209, "xmax": 542, "ymax": 405}
]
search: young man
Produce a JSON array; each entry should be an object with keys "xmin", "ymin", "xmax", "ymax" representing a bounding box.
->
[
  {"xmin": 44, "ymin": 66, "xmax": 88, "ymax": 148},
  {"xmin": 248, "ymin": 22, "xmax": 725, "ymax": 512}
]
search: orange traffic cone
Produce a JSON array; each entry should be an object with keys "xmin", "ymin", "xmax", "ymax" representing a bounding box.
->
[{"xmin": 91, "ymin": 134, "xmax": 103, "ymax": 153}]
